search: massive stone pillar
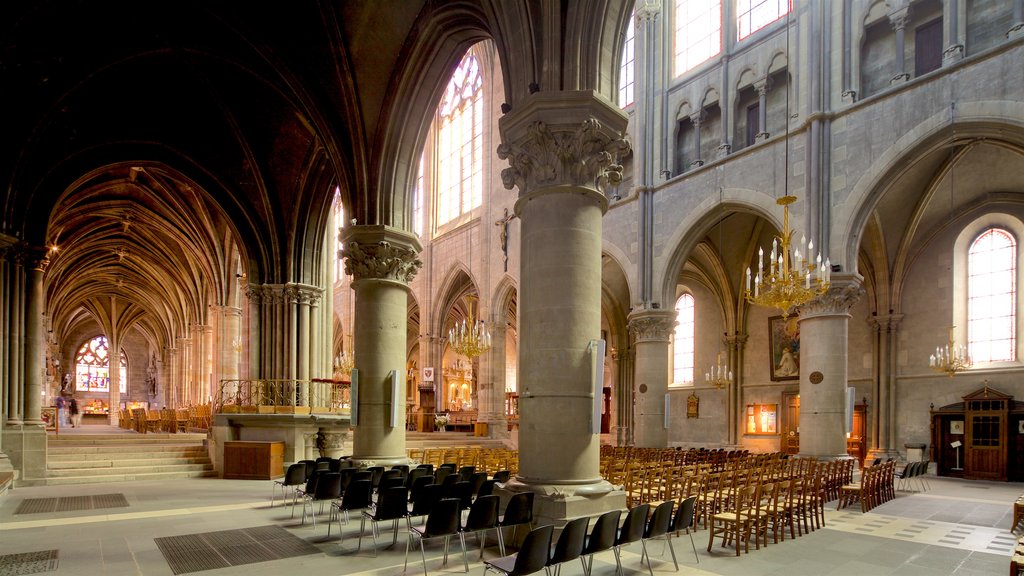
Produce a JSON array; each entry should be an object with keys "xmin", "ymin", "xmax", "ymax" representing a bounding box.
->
[
  {"xmin": 797, "ymin": 275, "xmax": 863, "ymax": 459},
  {"xmin": 340, "ymin": 226, "xmax": 421, "ymax": 467},
  {"xmin": 496, "ymin": 91, "xmax": 630, "ymax": 522},
  {"xmin": 23, "ymin": 252, "xmax": 47, "ymax": 426},
  {"xmin": 628, "ymin": 311, "xmax": 675, "ymax": 448}
]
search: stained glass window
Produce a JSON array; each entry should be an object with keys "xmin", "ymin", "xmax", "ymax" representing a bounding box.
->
[
  {"xmin": 673, "ymin": 294, "xmax": 695, "ymax": 384},
  {"xmin": 436, "ymin": 49, "xmax": 483, "ymax": 227},
  {"xmin": 74, "ymin": 335, "xmax": 128, "ymax": 393}
]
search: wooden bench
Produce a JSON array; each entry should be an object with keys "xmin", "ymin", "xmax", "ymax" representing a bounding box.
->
[
  {"xmin": 1012, "ymin": 535, "xmax": 1024, "ymax": 576},
  {"xmin": 1013, "ymin": 495, "xmax": 1024, "ymax": 533}
]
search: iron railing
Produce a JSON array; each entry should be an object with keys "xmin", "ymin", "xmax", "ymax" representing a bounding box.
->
[{"xmin": 216, "ymin": 379, "xmax": 350, "ymax": 414}]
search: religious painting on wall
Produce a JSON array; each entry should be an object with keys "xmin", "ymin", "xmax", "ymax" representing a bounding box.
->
[{"xmin": 769, "ymin": 315, "xmax": 800, "ymax": 381}]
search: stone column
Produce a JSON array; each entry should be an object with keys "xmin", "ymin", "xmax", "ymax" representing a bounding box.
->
[
  {"xmin": 164, "ymin": 347, "xmax": 177, "ymax": 407},
  {"xmin": 889, "ymin": 8, "xmax": 910, "ymax": 84},
  {"xmin": 295, "ymin": 286, "xmax": 311, "ymax": 406},
  {"xmin": 615, "ymin": 346, "xmax": 635, "ymax": 446},
  {"xmin": 867, "ymin": 314, "xmax": 902, "ymax": 461},
  {"xmin": 942, "ymin": 0, "xmax": 964, "ymax": 65},
  {"xmin": 726, "ymin": 332, "xmax": 748, "ymax": 445},
  {"xmin": 689, "ymin": 111, "xmax": 705, "ymax": 168},
  {"xmin": 754, "ymin": 79, "xmax": 770, "ymax": 141},
  {"xmin": 1009, "ymin": 0, "xmax": 1024, "ymax": 39},
  {"xmin": 496, "ymin": 91, "xmax": 630, "ymax": 521},
  {"xmin": 6, "ymin": 248, "xmax": 24, "ymax": 425},
  {"xmin": 340, "ymin": 226, "xmax": 421, "ymax": 467},
  {"xmin": 481, "ymin": 309, "xmax": 509, "ymax": 439},
  {"xmin": 797, "ymin": 275, "xmax": 864, "ymax": 459},
  {"xmin": 0, "ymin": 241, "xmax": 10, "ymax": 461},
  {"xmin": 23, "ymin": 250, "xmax": 48, "ymax": 426},
  {"xmin": 107, "ymin": 334, "xmax": 121, "ymax": 426},
  {"xmin": 628, "ymin": 311, "xmax": 676, "ymax": 448},
  {"xmin": 177, "ymin": 337, "xmax": 191, "ymax": 405}
]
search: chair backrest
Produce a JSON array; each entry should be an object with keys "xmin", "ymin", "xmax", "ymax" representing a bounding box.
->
[
  {"xmin": 375, "ymin": 486, "xmax": 409, "ymax": 520},
  {"xmin": 381, "ymin": 468, "xmax": 404, "ymax": 483},
  {"xmin": 583, "ymin": 509, "xmax": 622, "ymax": 554},
  {"xmin": 410, "ymin": 483, "xmax": 444, "ymax": 517},
  {"xmin": 352, "ymin": 470, "xmax": 373, "ymax": 483},
  {"xmin": 457, "ymin": 465, "xmax": 476, "ymax": 482},
  {"xmin": 492, "ymin": 470, "xmax": 511, "ymax": 483},
  {"xmin": 477, "ymin": 479, "xmax": 497, "ymax": 498},
  {"xmin": 464, "ymin": 494, "xmax": 499, "ymax": 530},
  {"xmin": 435, "ymin": 467, "xmax": 454, "ymax": 485},
  {"xmin": 283, "ymin": 463, "xmax": 306, "ymax": 487},
  {"xmin": 469, "ymin": 471, "xmax": 488, "ymax": 495},
  {"xmin": 415, "ymin": 463, "xmax": 434, "ymax": 474},
  {"xmin": 501, "ymin": 492, "xmax": 535, "ymax": 527},
  {"xmin": 337, "ymin": 467, "xmax": 356, "ymax": 492},
  {"xmin": 448, "ymin": 481, "xmax": 474, "ymax": 510},
  {"xmin": 407, "ymin": 467, "xmax": 429, "ymax": 488},
  {"xmin": 328, "ymin": 458, "xmax": 343, "ymax": 472},
  {"xmin": 367, "ymin": 465, "xmax": 385, "ymax": 488},
  {"xmin": 424, "ymin": 498, "xmax": 461, "ymax": 537},
  {"xmin": 509, "ymin": 525, "xmax": 554, "ymax": 576},
  {"xmin": 548, "ymin": 516, "xmax": 588, "ymax": 565},
  {"xmin": 645, "ymin": 500, "xmax": 674, "ymax": 539},
  {"xmin": 673, "ymin": 496, "xmax": 697, "ymax": 532},
  {"xmin": 339, "ymin": 479, "xmax": 373, "ymax": 511},
  {"xmin": 315, "ymin": 461, "xmax": 330, "ymax": 472},
  {"xmin": 299, "ymin": 459, "xmax": 316, "ymax": 480},
  {"xmin": 616, "ymin": 503, "xmax": 649, "ymax": 545},
  {"xmin": 312, "ymin": 472, "xmax": 342, "ymax": 501},
  {"xmin": 303, "ymin": 469, "xmax": 325, "ymax": 494},
  {"xmin": 410, "ymin": 474, "xmax": 435, "ymax": 502}
]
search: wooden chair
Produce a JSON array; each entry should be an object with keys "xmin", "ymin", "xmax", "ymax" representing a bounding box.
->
[{"xmin": 707, "ymin": 483, "xmax": 753, "ymax": 556}]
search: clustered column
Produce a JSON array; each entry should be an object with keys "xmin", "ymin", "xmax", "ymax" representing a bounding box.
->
[
  {"xmin": 867, "ymin": 313, "xmax": 902, "ymax": 461},
  {"xmin": 889, "ymin": 8, "xmax": 911, "ymax": 84},
  {"xmin": 628, "ymin": 311, "xmax": 676, "ymax": 448},
  {"xmin": 341, "ymin": 225, "xmax": 421, "ymax": 467},
  {"xmin": 797, "ymin": 275, "xmax": 864, "ymax": 458},
  {"xmin": 496, "ymin": 91, "xmax": 629, "ymax": 508}
]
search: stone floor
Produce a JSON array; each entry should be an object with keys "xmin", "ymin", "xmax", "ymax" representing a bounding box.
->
[{"xmin": 0, "ymin": 454, "xmax": 1021, "ymax": 576}]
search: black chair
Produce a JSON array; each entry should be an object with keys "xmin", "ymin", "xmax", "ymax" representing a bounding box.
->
[
  {"xmin": 408, "ymin": 483, "xmax": 445, "ymax": 525},
  {"xmin": 271, "ymin": 462, "xmax": 306, "ymax": 508},
  {"xmin": 367, "ymin": 465, "xmax": 386, "ymax": 489},
  {"xmin": 468, "ymin": 471, "xmax": 488, "ymax": 496},
  {"xmin": 895, "ymin": 462, "xmax": 913, "ymax": 491},
  {"xmin": 435, "ymin": 467, "xmax": 455, "ymax": 486},
  {"xmin": 407, "ymin": 466, "xmax": 429, "ymax": 488},
  {"xmin": 415, "ymin": 463, "xmax": 434, "ymax": 474},
  {"xmin": 337, "ymin": 467, "xmax": 356, "ymax": 494},
  {"xmin": 380, "ymin": 467, "xmax": 404, "ymax": 487},
  {"xmin": 404, "ymin": 497, "xmax": 467, "ymax": 576},
  {"xmin": 612, "ymin": 504, "xmax": 649, "ymax": 576},
  {"xmin": 457, "ymin": 465, "xmax": 476, "ymax": 482},
  {"xmin": 358, "ymin": 486, "xmax": 409, "ymax": 555},
  {"xmin": 580, "ymin": 509, "xmax": 621, "ymax": 576},
  {"xmin": 410, "ymin": 474, "xmax": 436, "ymax": 503},
  {"xmin": 478, "ymin": 479, "xmax": 497, "ymax": 498},
  {"xmin": 496, "ymin": 492, "xmax": 535, "ymax": 555},
  {"xmin": 300, "ymin": 471, "xmax": 342, "ymax": 529},
  {"xmin": 459, "ymin": 494, "xmax": 500, "ymax": 559},
  {"xmin": 380, "ymin": 476, "xmax": 407, "ymax": 491},
  {"xmin": 329, "ymin": 479, "xmax": 373, "ymax": 538},
  {"xmin": 483, "ymin": 524, "xmax": 553, "ymax": 576},
  {"xmin": 298, "ymin": 459, "xmax": 316, "ymax": 481},
  {"xmin": 448, "ymin": 480, "xmax": 474, "ymax": 511},
  {"xmin": 669, "ymin": 495, "xmax": 699, "ymax": 564},
  {"xmin": 439, "ymin": 462, "xmax": 457, "ymax": 472},
  {"xmin": 327, "ymin": 458, "xmax": 343, "ymax": 472},
  {"xmin": 639, "ymin": 500, "xmax": 676, "ymax": 576},
  {"xmin": 493, "ymin": 470, "xmax": 511, "ymax": 483},
  {"xmin": 546, "ymin": 516, "xmax": 588, "ymax": 576},
  {"xmin": 352, "ymin": 469, "xmax": 373, "ymax": 484},
  {"xmin": 293, "ymin": 469, "xmax": 326, "ymax": 519}
]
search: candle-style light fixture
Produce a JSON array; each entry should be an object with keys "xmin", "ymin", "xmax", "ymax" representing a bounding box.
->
[
  {"xmin": 705, "ymin": 351, "xmax": 733, "ymax": 389},
  {"xmin": 448, "ymin": 294, "xmax": 491, "ymax": 359},
  {"xmin": 741, "ymin": 12, "xmax": 829, "ymax": 318},
  {"xmin": 929, "ymin": 326, "xmax": 971, "ymax": 377}
]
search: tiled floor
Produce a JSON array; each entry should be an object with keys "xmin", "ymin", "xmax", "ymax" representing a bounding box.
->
[{"xmin": 0, "ymin": 466, "xmax": 1021, "ymax": 575}]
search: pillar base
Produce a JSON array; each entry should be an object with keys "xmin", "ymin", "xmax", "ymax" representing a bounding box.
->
[
  {"xmin": 866, "ymin": 448, "xmax": 900, "ymax": 463},
  {"xmin": 2, "ymin": 426, "xmax": 47, "ymax": 483},
  {"xmin": 499, "ymin": 477, "xmax": 626, "ymax": 531},
  {"xmin": 349, "ymin": 456, "xmax": 412, "ymax": 468},
  {"xmin": 798, "ymin": 452, "xmax": 855, "ymax": 462}
]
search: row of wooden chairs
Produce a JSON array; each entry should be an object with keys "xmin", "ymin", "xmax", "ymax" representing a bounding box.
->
[
  {"xmin": 837, "ymin": 459, "xmax": 897, "ymax": 512},
  {"xmin": 408, "ymin": 447, "xmax": 519, "ymax": 476},
  {"xmin": 117, "ymin": 404, "xmax": 212, "ymax": 433}
]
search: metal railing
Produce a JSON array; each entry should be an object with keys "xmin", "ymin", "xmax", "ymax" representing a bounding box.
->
[{"xmin": 216, "ymin": 379, "xmax": 350, "ymax": 414}]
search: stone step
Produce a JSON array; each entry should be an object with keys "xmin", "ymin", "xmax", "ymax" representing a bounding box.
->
[
  {"xmin": 47, "ymin": 445, "xmax": 206, "ymax": 457},
  {"xmin": 45, "ymin": 462, "xmax": 214, "ymax": 477},
  {"xmin": 19, "ymin": 469, "xmax": 219, "ymax": 487},
  {"xmin": 48, "ymin": 456, "xmax": 212, "ymax": 470},
  {"xmin": 48, "ymin": 436, "xmax": 206, "ymax": 447}
]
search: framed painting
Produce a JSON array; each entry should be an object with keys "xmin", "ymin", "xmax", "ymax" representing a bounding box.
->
[{"xmin": 769, "ymin": 315, "xmax": 800, "ymax": 381}]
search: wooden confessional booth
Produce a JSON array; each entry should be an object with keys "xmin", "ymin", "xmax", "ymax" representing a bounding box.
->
[{"xmin": 930, "ymin": 386, "xmax": 1024, "ymax": 481}]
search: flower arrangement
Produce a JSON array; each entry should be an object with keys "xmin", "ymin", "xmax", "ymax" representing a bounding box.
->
[{"xmin": 434, "ymin": 413, "xmax": 449, "ymax": 430}]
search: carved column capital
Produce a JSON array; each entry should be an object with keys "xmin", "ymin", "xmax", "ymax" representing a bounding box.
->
[
  {"xmin": 867, "ymin": 313, "xmax": 904, "ymax": 333},
  {"xmin": 754, "ymin": 78, "xmax": 771, "ymax": 96},
  {"xmin": 888, "ymin": 7, "xmax": 910, "ymax": 31},
  {"xmin": 798, "ymin": 275, "xmax": 865, "ymax": 320},
  {"xmin": 627, "ymin": 310, "xmax": 677, "ymax": 343},
  {"xmin": 340, "ymin": 225, "xmax": 422, "ymax": 284},
  {"xmin": 635, "ymin": 0, "xmax": 660, "ymax": 23}
]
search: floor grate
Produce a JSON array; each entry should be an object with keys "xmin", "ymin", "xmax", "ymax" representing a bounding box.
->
[
  {"xmin": 155, "ymin": 525, "xmax": 320, "ymax": 575},
  {"xmin": 14, "ymin": 494, "xmax": 128, "ymax": 515},
  {"xmin": 0, "ymin": 550, "xmax": 59, "ymax": 576}
]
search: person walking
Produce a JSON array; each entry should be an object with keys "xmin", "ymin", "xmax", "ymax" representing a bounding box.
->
[
  {"xmin": 55, "ymin": 394, "xmax": 67, "ymax": 428},
  {"xmin": 69, "ymin": 397, "xmax": 81, "ymax": 428}
]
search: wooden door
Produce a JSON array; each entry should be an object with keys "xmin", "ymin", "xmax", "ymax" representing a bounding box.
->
[
  {"xmin": 964, "ymin": 398, "xmax": 1007, "ymax": 481},
  {"xmin": 846, "ymin": 404, "xmax": 867, "ymax": 469},
  {"xmin": 781, "ymin": 391, "xmax": 800, "ymax": 455}
]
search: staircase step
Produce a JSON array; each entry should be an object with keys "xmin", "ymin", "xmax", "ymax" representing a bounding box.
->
[
  {"xmin": 48, "ymin": 445, "xmax": 206, "ymax": 457},
  {"xmin": 46, "ymin": 463, "xmax": 214, "ymax": 477},
  {"xmin": 48, "ymin": 456, "xmax": 212, "ymax": 470},
  {"xmin": 20, "ymin": 469, "xmax": 219, "ymax": 487}
]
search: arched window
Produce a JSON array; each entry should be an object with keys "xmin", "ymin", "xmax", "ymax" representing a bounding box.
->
[
  {"xmin": 74, "ymin": 336, "xmax": 127, "ymax": 393},
  {"xmin": 674, "ymin": 0, "xmax": 721, "ymax": 77},
  {"xmin": 673, "ymin": 294, "xmax": 695, "ymax": 384},
  {"xmin": 436, "ymin": 49, "xmax": 483, "ymax": 227},
  {"xmin": 619, "ymin": 12, "xmax": 635, "ymax": 107},
  {"xmin": 737, "ymin": 0, "xmax": 790, "ymax": 41},
  {"xmin": 968, "ymin": 228, "xmax": 1016, "ymax": 362},
  {"xmin": 333, "ymin": 186, "xmax": 345, "ymax": 282}
]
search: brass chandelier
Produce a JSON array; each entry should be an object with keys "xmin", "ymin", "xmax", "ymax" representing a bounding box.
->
[
  {"xmin": 448, "ymin": 295, "xmax": 491, "ymax": 358},
  {"xmin": 705, "ymin": 351, "xmax": 732, "ymax": 389},
  {"xmin": 744, "ymin": 196, "xmax": 830, "ymax": 318},
  {"xmin": 930, "ymin": 327, "xmax": 971, "ymax": 377}
]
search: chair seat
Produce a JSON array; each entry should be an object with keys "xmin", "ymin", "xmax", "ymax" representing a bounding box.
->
[
  {"xmin": 485, "ymin": 554, "xmax": 517, "ymax": 574},
  {"xmin": 712, "ymin": 511, "xmax": 749, "ymax": 521}
]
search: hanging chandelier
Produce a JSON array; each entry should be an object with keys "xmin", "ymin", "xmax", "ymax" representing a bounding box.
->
[
  {"xmin": 930, "ymin": 327, "xmax": 971, "ymax": 377},
  {"xmin": 705, "ymin": 351, "xmax": 732, "ymax": 389},
  {"xmin": 744, "ymin": 196, "xmax": 831, "ymax": 318},
  {"xmin": 448, "ymin": 295, "xmax": 491, "ymax": 359}
]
